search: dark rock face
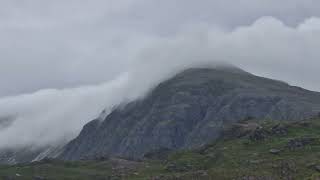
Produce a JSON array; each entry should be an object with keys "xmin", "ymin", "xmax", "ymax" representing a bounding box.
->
[
  {"xmin": 286, "ymin": 137, "xmax": 318, "ymax": 150},
  {"xmin": 249, "ymin": 127, "xmax": 270, "ymax": 141},
  {"xmin": 60, "ymin": 67, "xmax": 320, "ymax": 160}
]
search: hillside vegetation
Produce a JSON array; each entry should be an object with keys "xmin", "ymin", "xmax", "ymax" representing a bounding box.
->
[{"xmin": 1, "ymin": 118, "xmax": 320, "ymax": 180}]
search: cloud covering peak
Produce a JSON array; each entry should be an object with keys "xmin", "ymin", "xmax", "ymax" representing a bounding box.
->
[{"xmin": 0, "ymin": 1, "xmax": 320, "ymax": 150}]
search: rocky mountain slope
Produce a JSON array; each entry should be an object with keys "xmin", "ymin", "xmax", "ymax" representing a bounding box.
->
[
  {"xmin": 60, "ymin": 67, "xmax": 320, "ymax": 161},
  {"xmin": 0, "ymin": 146, "xmax": 63, "ymax": 165}
]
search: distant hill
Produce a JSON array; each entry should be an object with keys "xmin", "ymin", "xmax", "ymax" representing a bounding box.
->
[
  {"xmin": 0, "ymin": 115, "xmax": 63, "ymax": 165},
  {"xmin": 60, "ymin": 67, "xmax": 320, "ymax": 161}
]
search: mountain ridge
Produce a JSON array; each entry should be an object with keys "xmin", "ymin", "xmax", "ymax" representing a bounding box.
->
[{"xmin": 60, "ymin": 67, "xmax": 320, "ymax": 161}]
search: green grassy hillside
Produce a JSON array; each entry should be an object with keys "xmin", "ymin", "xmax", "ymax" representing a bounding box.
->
[{"xmin": 1, "ymin": 118, "xmax": 320, "ymax": 180}]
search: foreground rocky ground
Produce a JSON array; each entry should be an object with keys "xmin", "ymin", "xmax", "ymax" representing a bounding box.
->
[{"xmin": 1, "ymin": 118, "xmax": 320, "ymax": 180}]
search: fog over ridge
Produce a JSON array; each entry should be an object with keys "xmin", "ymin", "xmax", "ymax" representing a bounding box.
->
[{"xmin": 0, "ymin": 16, "xmax": 320, "ymax": 150}]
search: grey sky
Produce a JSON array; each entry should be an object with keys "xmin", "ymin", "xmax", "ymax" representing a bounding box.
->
[
  {"xmin": 0, "ymin": 0, "xmax": 320, "ymax": 149},
  {"xmin": 1, "ymin": 0, "xmax": 320, "ymax": 97}
]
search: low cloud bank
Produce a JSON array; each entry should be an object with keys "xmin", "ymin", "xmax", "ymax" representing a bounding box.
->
[{"xmin": 0, "ymin": 17, "xmax": 320, "ymax": 150}]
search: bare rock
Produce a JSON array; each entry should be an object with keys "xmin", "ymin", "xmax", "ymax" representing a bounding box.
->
[
  {"xmin": 250, "ymin": 127, "xmax": 269, "ymax": 141},
  {"xmin": 269, "ymin": 149, "xmax": 281, "ymax": 155},
  {"xmin": 287, "ymin": 137, "xmax": 318, "ymax": 150}
]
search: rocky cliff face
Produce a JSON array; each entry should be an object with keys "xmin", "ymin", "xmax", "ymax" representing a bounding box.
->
[{"xmin": 60, "ymin": 67, "xmax": 320, "ymax": 160}]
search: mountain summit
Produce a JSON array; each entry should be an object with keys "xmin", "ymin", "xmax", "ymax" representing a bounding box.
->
[{"xmin": 60, "ymin": 67, "xmax": 320, "ymax": 160}]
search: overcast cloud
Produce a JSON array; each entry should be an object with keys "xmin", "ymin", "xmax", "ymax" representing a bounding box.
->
[{"xmin": 0, "ymin": 0, "xmax": 320, "ymax": 149}]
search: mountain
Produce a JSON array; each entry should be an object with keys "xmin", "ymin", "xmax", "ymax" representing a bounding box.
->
[{"xmin": 59, "ymin": 67, "xmax": 320, "ymax": 161}]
